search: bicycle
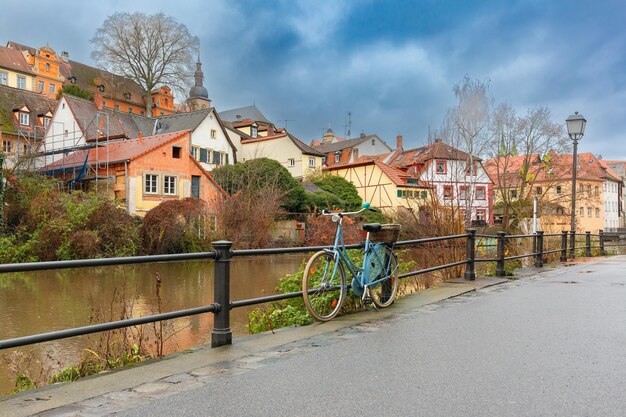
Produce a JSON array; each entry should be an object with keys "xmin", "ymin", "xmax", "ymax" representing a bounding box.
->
[{"xmin": 302, "ymin": 202, "xmax": 401, "ymax": 322}]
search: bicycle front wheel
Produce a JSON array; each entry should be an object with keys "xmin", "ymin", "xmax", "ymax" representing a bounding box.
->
[
  {"xmin": 370, "ymin": 246, "xmax": 399, "ymax": 308},
  {"xmin": 302, "ymin": 251, "xmax": 347, "ymax": 322}
]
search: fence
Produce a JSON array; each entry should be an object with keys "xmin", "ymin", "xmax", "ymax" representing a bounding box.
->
[{"xmin": 0, "ymin": 229, "xmax": 623, "ymax": 351}]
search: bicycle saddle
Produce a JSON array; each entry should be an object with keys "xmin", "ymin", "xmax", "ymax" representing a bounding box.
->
[{"xmin": 362, "ymin": 223, "xmax": 382, "ymax": 232}]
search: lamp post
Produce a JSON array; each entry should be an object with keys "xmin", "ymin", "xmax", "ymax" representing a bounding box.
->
[{"xmin": 566, "ymin": 112, "xmax": 587, "ymax": 258}]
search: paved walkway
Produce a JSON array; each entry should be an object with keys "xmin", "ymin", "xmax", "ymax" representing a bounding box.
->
[{"xmin": 2, "ymin": 258, "xmax": 620, "ymax": 416}]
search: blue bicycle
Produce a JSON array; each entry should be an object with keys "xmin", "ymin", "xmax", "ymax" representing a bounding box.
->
[{"xmin": 302, "ymin": 202, "xmax": 400, "ymax": 322}]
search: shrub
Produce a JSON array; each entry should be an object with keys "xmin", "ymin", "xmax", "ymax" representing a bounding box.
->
[
  {"xmin": 312, "ymin": 176, "xmax": 362, "ymax": 211},
  {"xmin": 141, "ymin": 198, "xmax": 213, "ymax": 254}
]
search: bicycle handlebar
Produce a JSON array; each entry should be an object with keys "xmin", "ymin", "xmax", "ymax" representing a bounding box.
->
[{"xmin": 321, "ymin": 206, "xmax": 378, "ymax": 217}]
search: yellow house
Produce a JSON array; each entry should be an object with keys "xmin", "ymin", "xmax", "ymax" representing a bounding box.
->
[
  {"xmin": 0, "ymin": 46, "xmax": 36, "ymax": 91},
  {"xmin": 239, "ymin": 132, "xmax": 324, "ymax": 179},
  {"xmin": 325, "ymin": 159, "xmax": 431, "ymax": 215}
]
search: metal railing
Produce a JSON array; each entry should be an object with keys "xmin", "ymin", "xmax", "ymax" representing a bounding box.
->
[{"xmin": 0, "ymin": 229, "xmax": 618, "ymax": 350}]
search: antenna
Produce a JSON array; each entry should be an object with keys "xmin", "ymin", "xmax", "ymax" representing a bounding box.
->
[
  {"xmin": 278, "ymin": 119, "xmax": 294, "ymax": 129},
  {"xmin": 344, "ymin": 111, "xmax": 352, "ymax": 139}
]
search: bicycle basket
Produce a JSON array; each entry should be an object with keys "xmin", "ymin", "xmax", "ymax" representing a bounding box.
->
[{"xmin": 371, "ymin": 224, "xmax": 401, "ymax": 244}]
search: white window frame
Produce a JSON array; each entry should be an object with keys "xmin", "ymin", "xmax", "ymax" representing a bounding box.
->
[
  {"xmin": 288, "ymin": 158, "xmax": 295, "ymax": 167},
  {"xmin": 163, "ymin": 175, "xmax": 177, "ymax": 195},
  {"xmin": 43, "ymin": 117, "xmax": 50, "ymax": 129},
  {"xmin": 38, "ymin": 80, "xmax": 44, "ymax": 92},
  {"xmin": 309, "ymin": 157, "xmax": 315, "ymax": 168},
  {"xmin": 0, "ymin": 71, "xmax": 7, "ymax": 85},
  {"xmin": 19, "ymin": 112, "xmax": 29, "ymax": 126},
  {"xmin": 191, "ymin": 146, "xmax": 200, "ymax": 160},
  {"xmin": 17, "ymin": 76, "xmax": 26, "ymax": 89},
  {"xmin": 49, "ymin": 83, "xmax": 55, "ymax": 94},
  {"xmin": 144, "ymin": 173, "xmax": 159, "ymax": 194},
  {"xmin": 2, "ymin": 140, "xmax": 12, "ymax": 153},
  {"xmin": 210, "ymin": 129, "xmax": 217, "ymax": 139}
]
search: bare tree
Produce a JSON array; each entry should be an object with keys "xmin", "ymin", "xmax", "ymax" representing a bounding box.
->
[
  {"xmin": 487, "ymin": 105, "xmax": 570, "ymax": 231},
  {"xmin": 91, "ymin": 12, "xmax": 199, "ymax": 117}
]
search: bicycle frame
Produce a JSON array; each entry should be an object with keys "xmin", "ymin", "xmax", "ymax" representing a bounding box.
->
[{"xmin": 325, "ymin": 214, "xmax": 396, "ymax": 291}]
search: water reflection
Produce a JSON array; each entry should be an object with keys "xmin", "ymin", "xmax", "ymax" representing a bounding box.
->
[{"xmin": 0, "ymin": 254, "xmax": 307, "ymax": 393}]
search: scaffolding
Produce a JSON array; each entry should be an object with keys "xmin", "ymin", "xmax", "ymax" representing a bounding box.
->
[{"xmin": 36, "ymin": 111, "xmax": 112, "ymax": 193}]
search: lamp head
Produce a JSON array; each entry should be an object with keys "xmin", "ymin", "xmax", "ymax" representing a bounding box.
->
[{"xmin": 566, "ymin": 112, "xmax": 586, "ymax": 140}]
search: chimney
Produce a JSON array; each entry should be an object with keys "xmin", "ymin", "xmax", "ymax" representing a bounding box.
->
[
  {"xmin": 139, "ymin": 131, "xmax": 143, "ymax": 143},
  {"xmin": 94, "ymin": 91, "xmax": 103, "ymax": 110},
  {"xmin": 396, "ymin": 134, "xmax": 403, "ymax": 150},
  {"xmin": 435, "ymin": 138, "xmax": 442, "ymax": 143}
]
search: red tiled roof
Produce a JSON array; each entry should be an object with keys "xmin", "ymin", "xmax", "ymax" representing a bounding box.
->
[
  {"xmin": 0, "ymin": 46, "xmax": 33, "ymax": 75},
  {"xmin": 40, "ymin": 130, "xmax": 190, "ymax": 170},
  {"xmin": 325, "ymin": 158, "xmax": 424, "ymax": 187}
]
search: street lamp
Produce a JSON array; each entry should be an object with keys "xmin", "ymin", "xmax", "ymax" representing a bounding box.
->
[{"xmin": 566, "ymin": 111, "xmax": 586, "ymax": 257}]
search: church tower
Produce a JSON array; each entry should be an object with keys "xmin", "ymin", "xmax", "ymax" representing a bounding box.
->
[{"xmin": 188, "ymin": 55, "xmax": 211, "ymax": 111}]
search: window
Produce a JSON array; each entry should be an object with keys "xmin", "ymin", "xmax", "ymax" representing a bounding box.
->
[
  {"xmin": 436, "ymin": 160, "xmax": 446, "ymax": 175},
  {"xmin": 587, "ymin": 207, "xmax": 592, "ymax": 217},
  {"xmin": 334, "ymin": 152, "xmax": 340, "ymax": 163},
  {"xmin": 596, "ymin": 208, "xmax": 600, "ymax": 218},
  {"xmin": 124, "ymin": 93, "xmax": 131, "ymax": 100},
  {"xmin": 556, "ymin": 207, "xmax": 565, "ymax": 215},
  {"xmin": 466, "ymin": 162, "xmax": 477, "ymax": 176},
  {"xmin": 0, "ymin": 71, "xmax": 7, "ymax": 85},
  {"xmin": 579, "ymin": 184, "xmax": 584, "ymax": 193},
  {"xmin": 210, "ymin": 129, "xmax": 217, "ymax": 139},
  {"xmin": 595, "ymin": 186, "xmax": 599, "ymax": 196},
  {"xmin": 128, "ymin": 108, "xmax": 133, "ymax": 114},
  {"xmin": 397, "ymin": 190, "xmax": 403, "ymax": 198},
  {"xmin": 476, "ymin": 186, "xmax": 486, "ymax": 200},
  {"xmin": 476, "ymin": 209, "xmax": 486, "ymax": 222},
  {"xmin": 19, "ymin": 112, "xmax": 29, "ymax": 126},
  {"xmin": 536, "ymin": 186, "xmax": 542, "ymax": 195},
  {"xmin": 2, "ymin": 140, "xmax": 11, "ymax": 153},
  {"xmin": 43, "ymin": 117, "xmax": 50, "ymax": 129},
  {"xmin": 213, "ymin": 151, "xmax": 221, "ymax": 165},
  {"xmin": 371, "ymin": 139, "xmax": 375, "ymax": 146},
  {"xmin": 64, "ymin": 129, "xmax": 68, "ymax": 138},
  {"xmin": 114, "ymin": 105, "xmax": 120, "ymax": 111},
  {"xmin": 38, "ymin": 81, "xmax": 44, "ymax": 92},
  {"xmin": 45, "ymin": 63, "xmax": 50, "ymax": 71},
  {"xmin": 165, "ymin": 98, "xmax": 169, "ymax": 106},
  {"xmin": 199, "ymin": 148, "xmax": 208, "ymax": 163},
  {"xmin": 49, "ymin": 84, "xmax": 55, "ymax": 94},
  {"xmin": 144, "ymin": 174, "xmax": 158, "ymax": 194},
  {"xmin": 579, "ymin": 207, "xmax": 584, "ymax": 216},
  {"xmin": 163, "ymin": 175, "xmax": 177, "ymax": 195},
  {"xmin": 251, "ymin": 127, "xmax": 258, "ymax": 138},
  {"xmin": 309, "ymin": 157, "xmax": 315, "ymax": 168},
  {"xmin": 421, "ymin": 191, "xmax": 428, "ymax": 199},
  {"xmin": 556, "ymin": 185, "xmax": 562, "ymax": 194},
  {"xmin": 102, "ymin": 101, "xmax": 107, "ymax": 109},
  {"xmin": 352, "ymin": 149, "xmax": 358, "ymax": 160},
  {"xmin": 191, "ymin": 146, "xmax": 199, "ymax": 160},
  {"xmin": 172, "ymin": 146, "xmax": 181, "ymax": 159},
  {"xmin": 459, "ymin": 186, "xmax": 468, "ymax": 200},
  {"xmin": 510, "ymin": 189, "xmax": 517, "ymax": 199},
  {"xmin": 191, "ymin": 176, "xmax": 200, "ymax": 199},
  {"xmin": 586, "ymin": 184, "xmax": 591, "ymax": 194},
  {"xmin": 443, "ymin": 185, "xmax": 453, "ymax": 199},
  {"xmin": 288, "ymin": 158, "xmax": 295, "ymax": 167},
  {"xmin": 17, "ymin": 76, "xmax": 26, "ymax": 89}
]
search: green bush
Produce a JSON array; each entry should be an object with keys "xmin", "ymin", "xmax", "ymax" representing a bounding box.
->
[{"xmin": 312, "ymin": 176, "xmax": 362, "ymax": 211}]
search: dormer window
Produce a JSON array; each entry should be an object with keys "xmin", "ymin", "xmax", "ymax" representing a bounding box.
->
[
  {"xmin": 251, "ymin": 126, "xmax": 258, "ymax": 138},
  {"xmin": 98, "ymin": 84, "xmax": 105, "ymax": 93},
  {"xmin": 19, "ymin": 112, "xmax": 29, "ymax": 126},
  {"xmin": 69, "ymin": 76, "xmax": 77, "ymax": 84},
  {"xmin": 43, "ymin": 117, "xmax": 51, "ymax": 129},
  {"xmin": 335, "ymin": 152, "xmax": 341, "ymax": 163},
  {"xmin": 124, "ymin": 92, "xmax": 131, "ymax": 100}
]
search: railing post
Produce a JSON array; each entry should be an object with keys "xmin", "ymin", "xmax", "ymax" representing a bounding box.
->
[
  {"xmin": 535, "ymin": 231, "xmax": 544, "ymax": 268},
  {"xmin": 599, "ymin": 229, "xmax": 606, "ymax": 256},
  {"xmin": 464, "ymin": 228, "xmax": 476, "ymax": 281},
  {"xmin": 496, "ymin": 231, "xmax": 506, "ymax": 277},
  {"xmin": 560, "ymin": 231, "xmax": 568, "ymax": 262},
  {"xmin": 212, "ymin": 240, "xmax": 233, "ymax": 348},
  {"xmin": 569, "ymin": 230, "xmax": 576, "ymax": 259},
  {"xmin": 585, "ymin": 231, "xmax": 591, "ymax": 257}
]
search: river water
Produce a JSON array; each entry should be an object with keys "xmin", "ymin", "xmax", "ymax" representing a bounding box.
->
[{"xmin": 0, "ymin": 254, "xmax": 307, "ymax": 394}]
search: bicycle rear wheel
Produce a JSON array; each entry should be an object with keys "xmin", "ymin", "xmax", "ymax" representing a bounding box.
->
[
  {"xmin": 369, "ymin": 245, "xmax": 399, "ymax": 308},
  {"xmin": 302, "ymin": 251, "xmax": 347, "ymax": 322}
]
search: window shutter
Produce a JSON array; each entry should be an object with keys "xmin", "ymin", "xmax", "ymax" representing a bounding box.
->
[{"xmin": 200, "ymin": 148, "xmax": 208, "ymax": 163}]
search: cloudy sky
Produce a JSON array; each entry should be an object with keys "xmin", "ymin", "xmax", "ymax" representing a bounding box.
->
[{"xmin": 2, "ymin": 0, "xmax": 625, "ymax": 158}]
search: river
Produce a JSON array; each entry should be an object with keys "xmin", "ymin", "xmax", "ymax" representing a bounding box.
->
[{"xmin": 0, "ymin": 254, "xmax": 307, "ymax": 394}]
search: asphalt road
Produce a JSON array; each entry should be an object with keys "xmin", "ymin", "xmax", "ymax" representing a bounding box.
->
[{"xmin": 118, "ymin": 258, "xmax": 626, "ymax": 417}]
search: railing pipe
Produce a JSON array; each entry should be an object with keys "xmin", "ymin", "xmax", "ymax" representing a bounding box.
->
[
  {"xmin": 212, "ymin": 240, "xmax": 233, "ymax": 348},
  {"xmin": 585, "ymin": 231, "xmax": 592, "ymax": 257},
  {"xmin": 535, "ymin": 231, "xmax": 544, "ymax": 268},
  {"xmin": 464, "ymin": 228, "xmax": 476, "ymax": 281},
  {"xmin": 496, "ymin": 231, "xmax": 506, "ymax": 277},
  {"xmin": 560, "ymin": 231, "xmax": 568, "ymax": 262},
  {"xmin": 599, "ymin": 229, "xmax": 606, "ymax": 256}
]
